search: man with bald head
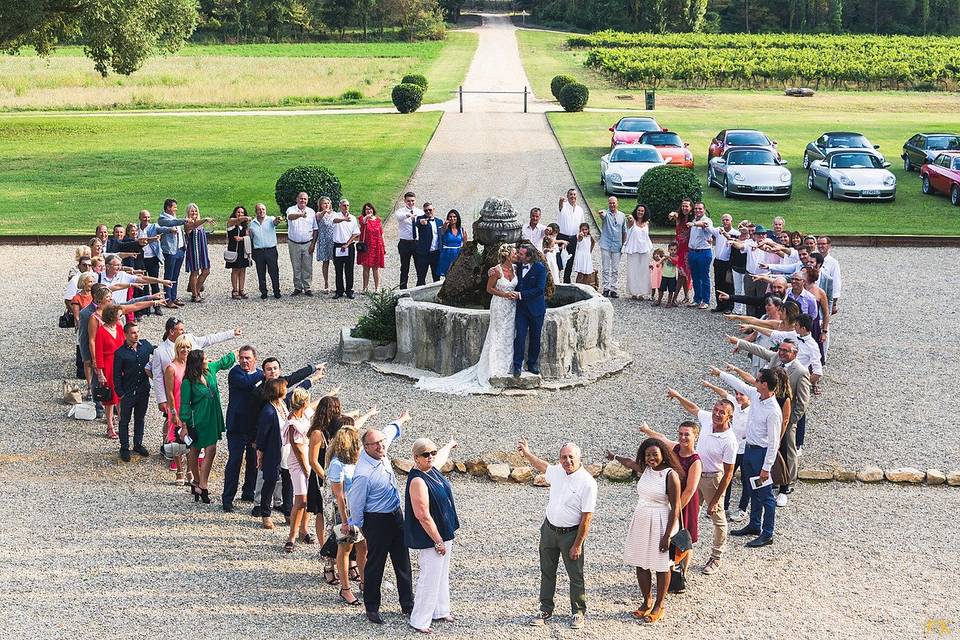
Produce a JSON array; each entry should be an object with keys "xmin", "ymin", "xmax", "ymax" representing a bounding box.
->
[
  {"xmin": 517, "ymin": 438, "xmax": 597, "ymax": 630},
  {"xmin": 348, "ymin": 411, "xmax": 414, "ymax": 625}
]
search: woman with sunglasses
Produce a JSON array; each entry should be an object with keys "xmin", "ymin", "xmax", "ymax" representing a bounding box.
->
[{"xmin": 404, "ymin": 436, "xmax": 460, "ymax": 634}]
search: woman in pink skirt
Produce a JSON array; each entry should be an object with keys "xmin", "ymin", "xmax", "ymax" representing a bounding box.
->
[{"xmin": 606, "ymin": 438, "xmax": 683, "ymax": 624}]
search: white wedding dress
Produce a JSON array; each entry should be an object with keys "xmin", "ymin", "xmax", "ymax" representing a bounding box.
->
[{"xmin": 415, "ymin": 267, "xmax": 517, "ymax": 395}]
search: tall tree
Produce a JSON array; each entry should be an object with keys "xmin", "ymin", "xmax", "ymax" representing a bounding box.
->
[{"xmin": 0, "ymin": 0, "xmax": 198, "ymax": 76}]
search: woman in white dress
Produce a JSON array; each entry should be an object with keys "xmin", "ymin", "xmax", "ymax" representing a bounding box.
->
[
  {"xmin": 415, "ymin": 244, "xmax": 518, "ymax": 395},
  {"xmin": 624, "ymin": 204, "xmax": 653, "ymax": 300},
  {"xmin": 606, "ymin": 438, "xmax": 682, "ymax": 624}
]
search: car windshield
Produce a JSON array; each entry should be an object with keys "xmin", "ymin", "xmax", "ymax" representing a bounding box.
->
[
  {"xmin": 611, "ymin": 147, "xmax": 661, "ymax": 163},
  {"xmin": 640, "ymin": 132, "xmax": 682, "ymax": 147},
  {"xmin": 726, "ymin": 131, "xmax": 768, "ymax": 146},
  {"xmin": 727, "ymin": 150, "xmax": 778, "ymax": 166},
  {"xmin": 830, "ymin": 153, "xmax": 883, "ymax": 169},
  {"xmin": 617, "ymin": 119, "xmax": 659, "ymax": 132},
  {"xmin": 826, "ymin": 134, "xmax": 870, "ymax": 148},
  {"xmin": 927, "ymin": 135, "xmax": 960, "ymax": 150}
]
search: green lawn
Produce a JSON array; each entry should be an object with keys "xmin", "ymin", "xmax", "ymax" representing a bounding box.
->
[
  {"xmin": 0, "ymin": 113, "xmax": 441, "ymax": 235},
  {"xmin": 0, "ymin": 33, "xmax": 477, "ymax": 111}
]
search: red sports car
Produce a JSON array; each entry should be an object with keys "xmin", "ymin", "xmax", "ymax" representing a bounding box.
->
[
  {"xmin": 639, "ymin": 130, "xmax": 694, "ymax": 168},
  {"xmin": 708, "ymin": 129, "xmax": 779, "ymax": 161},
  {"xmin": 609, "ymin": 116, "xmax": 662, "ymax": 148},
  {"xmin": 920, "ymin": 151, "xmax": 960, "ymax": 206}
]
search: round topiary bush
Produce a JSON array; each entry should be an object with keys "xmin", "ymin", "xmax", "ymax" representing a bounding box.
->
[
  {"xmin": 558, "ymin": 82, "xmax": 589, "ymax": 112},
  {"xmin": 401, "ymin": 74, "xmax": 429, "ymax": 91},
  {"xmin": 392, "ymin": 83, "xmax": 424, "ymax": 114},
  {"xmin": 635, "ymin": 165, "xmax": 703, "ymax": 226},
  {"xmin": 551, "ymin": 74, "xmax": 576, "ymax": 100},
  {"xmin": 274, "ymin": 166, "xmax": 342, "ymax": 213}
]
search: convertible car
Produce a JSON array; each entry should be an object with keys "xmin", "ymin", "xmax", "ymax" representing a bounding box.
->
[
  {"xmin": 600, "ymin": 144, "xmax": 665, "ymax": 196},
  {"xmin": 639, "ymin": 130, "xmax": 694, "ymax": 168},
  {"xmin": 802, "ymin": 131, "xmax": 882, "ymax": 169},
  {"xmin": 807, "ymin": 150, "xmax": 896, "ymax": 201},
  {"xmin": 608, "ymin": 117, "xmax": 662, "ymax": 148},
  {"xmin": 708, "ymin": 146, "xmax": 791, "ymax": 198}
]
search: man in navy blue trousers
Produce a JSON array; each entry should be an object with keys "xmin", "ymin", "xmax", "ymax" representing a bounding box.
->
[{"xmin": 511, "ymin": 244, "xmax": 548, "ymax": 376}]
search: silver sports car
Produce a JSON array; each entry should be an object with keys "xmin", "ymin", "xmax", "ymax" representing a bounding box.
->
[
  {"xmin": 807, "ymin": 150, "xmax": 896, "ymax": 201},
  {"xmin": 802, "ymin": 131, "xmax": 882, "ymax": 169},
  {"xmin": 600, "ymin": 144, "xmax": 665, "ymax": 196},
  {"xmin": 707, "ymin": 147, "xmax": 792, "ymax": 198}
]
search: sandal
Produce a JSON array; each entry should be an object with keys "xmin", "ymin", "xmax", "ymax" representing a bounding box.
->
[
  {"xmin": 239, "ymin": 292, "xmax": 249, "ymax": 299},
  {"xmin": 349, "ymin": 563, "xmax": 360, "ymax": 581},
  {"xmin": 175, "ymin": 469, "xmax": 186, "ymax": 487},
  {"xmin": 301, "ymin": 533, "xmax": 316, "ymax": 544},
  {"xmin": 284, "ymin": 540, "xmax": 295, "ymax": 553},
  {"xmin": 339, "ymin": 588, "xmax": 361, "ymax": 606},
  {"xmin": 631, "ymin": 601, "xmax": 653, "ymax": 620},
  {"xmin": 644, "ymin": 605, "xmax": 665, "ymax": 623},
  {"xmin": 230, "ymin": 292, "xmax": 240, "ymax": 300},
  {"xmin": 324, "ymin": 565, "xmax": 338, "ymax": 585}
]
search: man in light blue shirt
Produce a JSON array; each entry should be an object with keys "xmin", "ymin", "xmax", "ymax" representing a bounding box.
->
[
  {"xmin": 249, "ymin": 203, "xmax": 282, "ymax": 299},
  {"xmin": 687, "ymin": 202, "xmax": 714, "ymax": 308},
  {"xmin": 597, "ymin": 196, "xmax": 626, "ymax": 299},
  {"xmin": 158, "ymin": 198, "xmax": 187, "ymax": 307},
  {"xmin": 138, "ymin": 209, "xmax": 177, "ymax": 315},
  {"xmin": 348, "ymin": 412, "xmax": 414, "ymax": 624}
]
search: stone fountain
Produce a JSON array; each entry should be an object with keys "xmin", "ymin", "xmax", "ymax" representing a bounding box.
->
[{"xmin": 358, "ymin": 198, "xmax": 630, "ymax": 391}]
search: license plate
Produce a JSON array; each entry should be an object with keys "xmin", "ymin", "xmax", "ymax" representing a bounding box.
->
[
  {"xmin": 755, "ymin": 185, "xmax": 775, "ymax": 192},
  {"xmin": 862, "ymin": 190, "xmax": 880, "ymax": 196}
]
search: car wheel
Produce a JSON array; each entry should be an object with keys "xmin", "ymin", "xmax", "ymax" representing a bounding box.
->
[
  {"xmin": 903, "ymin": 156, "xmax": 912, "ymax": 172},
  {"xmin": 722, "ymin": 177, "xmax": 731, "ymax": 198},
  {"xmin": 707, "ymin": 167, "xmax": 715, "ymax": 187},
  {"xmin": 601, "ymin": 179, "xmax": 609, "ymax": 196},
  {"xmin": 807, "ymin": 171, "xmax": 815, "ymax": 191},
  {"xmin": 952, "ymin": 185, "xmax": 960, "ymax": 206},
  {"xmin": 922, "ymin": 175, "xmax": 932, "ymax": 194},
  {"xmin": 802, "ymin": 154, "xmax": 810, "ymax": 170},
  {"xmin": 826, "ymin": 181, "xmax": 835, "ymax": 200}
]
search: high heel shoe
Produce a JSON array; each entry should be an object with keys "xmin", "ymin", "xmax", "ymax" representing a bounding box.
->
[
  {"xmin": 190, "ymin": 483, "xmax": 200, "ymax": 502},
  {"xmin": 200, "ymin": 488, "xmax": 211, "ymax": 504}
]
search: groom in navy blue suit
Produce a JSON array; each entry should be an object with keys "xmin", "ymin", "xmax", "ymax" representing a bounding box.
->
[{"xmin": 511, "ymin": 244, "xmax": 547, "ymax": 376}]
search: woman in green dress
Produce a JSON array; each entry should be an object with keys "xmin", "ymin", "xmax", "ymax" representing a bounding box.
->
[{"xmin": 177, "ymin": 348, "xmax": 236, "ymax": 503}]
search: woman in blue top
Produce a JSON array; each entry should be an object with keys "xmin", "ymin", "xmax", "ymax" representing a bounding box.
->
[
  {"xmin": 404, "ymin": 436, "xmax": 460, "ymax": 634},
  {"xmin": 435, "ymin": 210, "xmax": 467, "ymax": 277}
]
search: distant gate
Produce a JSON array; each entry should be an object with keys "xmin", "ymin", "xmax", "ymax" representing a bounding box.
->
[{"xmin": 452, "ymin": 86, "xmax": 530, "ymax": 113}]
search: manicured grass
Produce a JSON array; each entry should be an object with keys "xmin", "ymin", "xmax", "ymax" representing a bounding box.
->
[
  {"xmin": 0, "ymin": 113, "xmax": 441, "ymax": 235},
  {"xmin": 0, "ymin": 33, "xmax": 477, "ymax": 111},
  {"xmin": 548, "ymin": 111, "xmax": 960, "ymax": 235}
]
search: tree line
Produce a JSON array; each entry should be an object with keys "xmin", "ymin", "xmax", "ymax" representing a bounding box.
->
[{"xmin": 518, "ymin": 0, "xmax": 960, "ymax": 35}]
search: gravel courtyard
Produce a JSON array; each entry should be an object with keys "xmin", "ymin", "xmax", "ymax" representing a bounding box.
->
[{"xmin": 1, "ymin": 240, "xmax": 958, "ymax": 638}]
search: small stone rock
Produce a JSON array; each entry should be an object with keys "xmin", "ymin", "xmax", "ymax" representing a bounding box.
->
[
  {"xmin": 483, "ymin": 450, "xmax": 526, "ymax": 466},
  {"xmin": 857, "ymin": 466, "xmax": 884, "ymax": 483},
  {"xmin": 884, "ymin": 467, "xmax": 925, "ymax": 484},
  {"xmin": 465, "ymin": 458, "xmax": 488, "ymax": 477},
  {"xmin": 925, "ymin": 469, "xmax": 946, "ymax": 486},
  {"xmin": 602, "ymin": 460, "xmax": 633, "ymax": 482},
  {"xmin": 835, "ymin": 469, "xmax": 857, "ymax": 482},
  {"xmin": 585, "ymin": 463, "xmax": 603, "ymax": 478},
  {"xmin": 947, "ymin": 470, "xmax": 960, "ymax": 486},
  {"xmin": 392, "ymin": 458, "xmax": 413, "ymax": 475},
  {"xmin": 533, "ymin": 473, "xmax": 550, "ymax": 487},
  {"xmin": 510, "ymin": 466, "xmax": 534, "ymax": 483},
  {"xmin": 440, "ymin": 460, "xmax": 454, "ymax": 474},
  {"xmin": 487, "ymin": 463, "xmax": 511, "ymax": 483},
  {"xmin": 489, "ymin": 373, "xmax": 542, "ymax": 390},
  {"xmin": 454, "ymin": 462, "xmax": 467, "ymax": 473},
  {"xmin": 798, "ymin": 468, "xmax": 834, "ymax": 481}
]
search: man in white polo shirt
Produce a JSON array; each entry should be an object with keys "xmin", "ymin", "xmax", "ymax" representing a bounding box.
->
[
  {"xmin": 392, "ymin": 191, "xmax": 422, "ymax": 289},
  {"xmin": 517, "ymin": 437, "xmax": 597, "ymax": 631},
  {"xmin": 331, "ymin": 198, "xmax": 361, "ymax": 299},
  {"xmin": 285, "ymin": 192, "xmax": 318, "ymax": 296},
  {"xmin": 557, "ymin": 189, "xmax": 584, "ymax": 283},
  {"xmin": 522, "ymin": 207, "xmax": 547, "ymax": 250}
]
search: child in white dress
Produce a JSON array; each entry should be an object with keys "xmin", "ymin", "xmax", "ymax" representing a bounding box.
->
[
  {"xmin": 572, "ymin": 222, "xmax": 596, "ymax": 287},
  {"xmin": 541, "ymin": 235, "xmax": 566, "ymax": 284}
]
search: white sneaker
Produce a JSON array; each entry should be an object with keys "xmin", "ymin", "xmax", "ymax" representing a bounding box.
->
[
  {"xmin": 570, "ymin": 613, "xmax": 585, "ymax": 629},
  {"xmin": 797, "ymin": 446, "xmax": 803, "ymax": 457},
  {"xmin": 530, "ymin": 611, "xmax": 552, "ymax": 627},
  {"xmin": 776, "ymin": 493, "xmax": 789, "ymax": 507},
  {"xmin": 728, "ymin": 509, "xmax": 747, "ymax": 522}
]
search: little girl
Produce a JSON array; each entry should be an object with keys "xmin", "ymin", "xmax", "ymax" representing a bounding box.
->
[
  {"xmin": 572, "ymin": 222, "xmax": 596, "ymax": 287},
  {"xmin": 649, "ymin": 247, "xmax": 665, "ymax": 301},
  {"xmin": 283, "ymin": 388, "xmax": 315, "ymax": 553},
  {"xmin": 654, "ymin": 242, "xmax": 680, "ymax": 307},
  {"xmin": 542, "ymin": 235, "xmax": 567, "ymax": 285}
]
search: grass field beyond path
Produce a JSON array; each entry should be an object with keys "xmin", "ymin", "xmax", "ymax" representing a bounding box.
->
[{"xmin": 0, "ymin": 113, "xmax": 441, "ymax": 235}]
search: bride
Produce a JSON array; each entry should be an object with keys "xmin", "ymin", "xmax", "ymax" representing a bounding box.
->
[{"xmin": 416, "ymin": 244, "xmax": 517, "ymax": 395}]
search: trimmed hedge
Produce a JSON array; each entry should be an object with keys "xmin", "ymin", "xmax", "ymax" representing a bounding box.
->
[
  {"xmin": 392, "ymin": 83, "xmax": 424, "ymax": 113},
  {"xmin": 558, "ymin": 82, "xmax": 589, "ymax": 112},
  {"xmin": 275, "ymin": 166, "xmax": 342, "ymax": 213},
  {"xmin": 635, "ymin": 166, "xmax": 703, "ymax": 226},
  {"xmin": 401, "ymin": 74, "xmax": 429, "ymax": 91},
  {"xmin": 550, "ymin": 74, "xmax": 576, "ymax": 100}
]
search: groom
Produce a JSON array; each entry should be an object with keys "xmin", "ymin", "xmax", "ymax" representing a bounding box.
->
[{"xmin": 510, "ymin": 244, "xmax": 547, "ymax": 377}]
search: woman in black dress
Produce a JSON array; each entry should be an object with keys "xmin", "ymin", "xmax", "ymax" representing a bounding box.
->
[{"xmin": 225, "ymin": 205, "xmax": 252, "ymax": 299}]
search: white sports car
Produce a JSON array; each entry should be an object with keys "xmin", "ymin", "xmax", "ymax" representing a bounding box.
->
[
  {"xmin": 600, "ymin": 144, "xmax": 665, "ymax": 196},
  {"xmin": 707, "ymin": 147, "xmax": 792, "ymax": 198},
  {"xmin": 807, "ymin": 150, "xmax": 896, "ymax": 201}
]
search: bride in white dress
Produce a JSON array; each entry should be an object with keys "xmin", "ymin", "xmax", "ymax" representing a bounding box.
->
[{"xmin": 416, "ymin": 244, "xmax": 518, "ymax": 395}]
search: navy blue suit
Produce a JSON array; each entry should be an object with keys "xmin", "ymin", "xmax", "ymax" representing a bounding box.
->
[
  {"xmin": 255, "ymin": 402, "xmax": 284, "ymax": 517},
  {"xmin": 513, "ymin": 261, "xmax": 547, "ymax": 373},
  {"xmin": 412, "ymin": 215, "xmax": 443, "ymax": 286},
  {"xmin": 222, "ymin": 365, "xmax": 265, "ymax": 507}
]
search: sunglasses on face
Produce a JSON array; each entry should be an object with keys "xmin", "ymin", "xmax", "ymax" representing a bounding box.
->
[{"xmin": 418, "ymin": 450, "xmax": 438, "ymax": 458}]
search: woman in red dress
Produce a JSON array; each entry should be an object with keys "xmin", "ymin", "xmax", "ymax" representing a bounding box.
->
[
  {"xmin": 356, "ymin": 202, "xmax": 385, "ymax": 293},
  {"xmin": 668, "ymin": 199, "xmax": 693, "ymax": 305},
  {"xmin": 94, "ymin": 304, "xmax": 126, "ymax": 440}
]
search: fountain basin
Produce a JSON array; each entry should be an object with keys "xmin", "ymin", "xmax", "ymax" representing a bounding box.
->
[{"xmin": 393, "ymin": 282, "xmax": 629, "ymax": 381}]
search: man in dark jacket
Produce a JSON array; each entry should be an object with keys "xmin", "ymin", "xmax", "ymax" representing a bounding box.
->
[
  {"xmin": 412, "ymin": 203, "xmax": 443, "ymax": 286},
  {"xmin": 113, "ymin": 322, "xmax": 156, "ymax": 462}
]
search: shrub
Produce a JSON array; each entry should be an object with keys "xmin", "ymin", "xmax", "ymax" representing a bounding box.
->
[
  {"xmin": 392, "ymin": 82, "xmax": 424, "ymax": 113},
  {"xmin": 340, "ymin": 89, "xmax": 364, "ymax": 100},
  {"xmin": 401, "ymin": 74, "xmax": 429, "ymax": 91},
  {"xmin": 635, "ymin": 166, "xmax": 703, "ymax": 226},
  {"xmin": 274, "ymin": 166, "xmax": 342, "ymax": 213},
  {"xmin": 558, "ymin": 82, "xmax": 589, "ymax": 112},
  {"xmin": 352, "ymin": 289, "xmax": 399, "ymax": 343},
  {"xmin": 550, "ymin": 74, "xmax": 576, "ymax": 100}
]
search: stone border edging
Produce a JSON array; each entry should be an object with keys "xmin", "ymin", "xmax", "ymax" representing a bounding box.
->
[{"xmin": 390, "ymin": 456, "xmax": 960, "ymax": 488}]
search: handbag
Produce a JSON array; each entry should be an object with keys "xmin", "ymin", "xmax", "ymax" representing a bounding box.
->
[
  {"xmin": 92, "ymin": 384, "xmax": 112, "ymax": 403},
  {"xmin": 665, "ymin": 469, "xmax": 691, "ymax": 593},
  {"xmin": 58, "ymin": 310, "xmax": 75, "ymax": 329},
  {"xmin": 356, "ymin": 224, "xmax": 368, "ymax": 253},
  {"xmin": 62, "ymin": 380, "xmax": 83, "ymax": 405},
  {"xmin": 68, "ymin": 402, "xmax": 97, "ymax": 420},
  {"xmin": 223, "ymin": 249, "xmax": 238, "ymax": 262}
]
